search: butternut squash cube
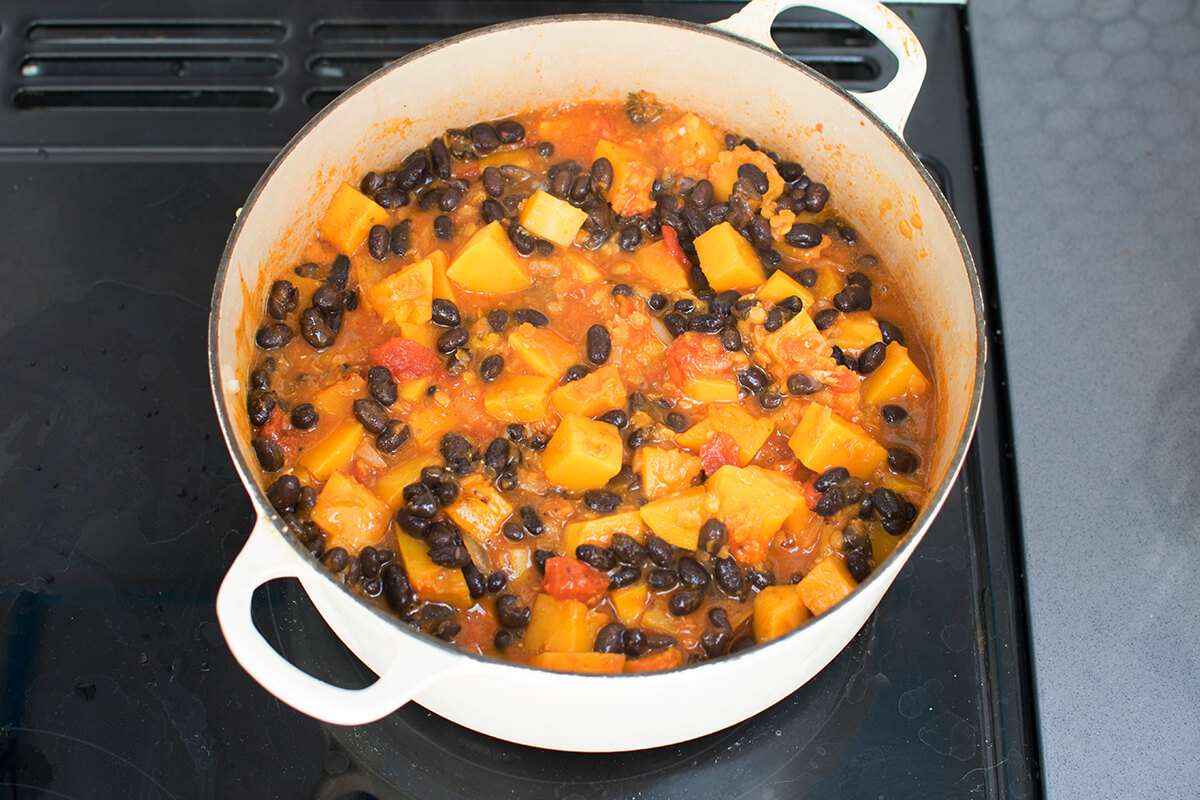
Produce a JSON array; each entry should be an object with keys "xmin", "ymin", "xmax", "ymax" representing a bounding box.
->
[
  {"xmin": 550, "ymin": 365, "xmax": 626, "ymax": 418},
  {"xmin": 373, "ymin": 454, "xmax": 441, "ymax": 511},
  {"xmin": 408, "ymin": 405, "xmax": 455, "ymax": 449},
  {"xmin": 310, "ymin": 471, "xmax": 391, "ymax": 553},
  {"xmin": 529, "ymin": 651, "xmax": 626, "ymax": 674},
  {"xmin": 707, "ymin": 146, "xmax": 786, "ymax": 206},
  {"xmin": 396, "ymin": 532, "xmax": 472, "ymax": 608},
  {"xmin": 319, "ymin": 182, "xmax": 389, "ymax": 254},
  {"xmin": 826, "ymin": 312, "xmax": 882, "ymax": 354},
  {"xmin": 633, "ymin": 447, "xmax": 703, "ymax": 500},
  {"xmin": 796, "ymin": 556, "xmax": 858, "ymax": 615},
  {"xmin": 638, "ymin": 486, "xmax": 709, "ymax": 551},
  {"xmin": 633, "ymin": 240, "xmax": 690, "ymax": 293},
  {"xmin": 753, "ymin": 585, "xmax": 812, "ymax": 643},
  {"xmin": 624, "ymin": 647, "xmax": 686, "ymax": 672},
  {"xmin": 706, "ymin": 466, "xmax": 803, "ymax": 563},
  {"xmin": 663, "ymin": 112, "xmax": 722, "ymax": 171},
  {"xmin": 518, "ymin": 190, "xmax": 589, "ymax": 247},
  {"xmin": 542, "ymin": 413, "xmax": 624, "ymax": 492},
  {"xmin": 860, "ymin": 342, "xmax": 931, "ymax": 406},
  {"xmin": 788, "ymin": 402, "xmax": 887, "ymax": 480},
  {"xmin": 444, "ymin": 473, "xmax": 514, "ymax": 545},
  {"xmin": 561, "ymin": 510, "xmax": 646, "ymax": 554},
  {"xmin": 759, "ymin": 310, "xmax": 824, "ymax": 366},
  {"xmin": 508, "ymin": 323, "xmax": 578, "ymax": 378},
  {"xmin": 312, "ymin": 374, "xmax": 367, "ymax": 419},
  {"xmin": 398, "ymin": 321, "xmax": 435, "ymax": 351},
  {"xmin": 397, "ymin": 377, "xmax": 430, "ymax": 401},
  {"xmin": 364, "ymin": 257, "xmax": 433, "ymax": 328},
  {"xmin": 609, "ymin": 582, "xmax": 650, "ymax": 626},
  {"xmin": 297, "ymin": 419, "xmax": 364, "ymax": 481},
  {"xmin": 810, "ymin": 264, "xmax": 843, "ymax": 302},
  {"xmin": 474, "ymin": 149, "xmax": 533, "ymax": 172},
  {"xmin": 693, "ymin": 221, "xmax": 766, "ymax": 292},
  {"xmin": 681, "ymin": 372, "xmax": 740, "ymax": 403},
  {"xmin": 755, "ymin": 270, "xmax": 815, "ymax": 308},
  {"xmin": 593, "ymin": 139, "xmax": 656, "ymax": 216},
  {"xmin": 674, "ymin": 404, "xmax": 775, "ymax": 466},
  {"xmin": 523, "ymin": 593, "xmax": 606, "ymax": 653},
  {"xmin": 446, "ymin": 221, "xmax": 531, "ymax": 294},
  {"xmin": 426, "ymin": 250, "xmax": 456, "ymax": 302},
  {"xmin": 482, "ymin": 374, "xmax": 555, "ymax": 423}
]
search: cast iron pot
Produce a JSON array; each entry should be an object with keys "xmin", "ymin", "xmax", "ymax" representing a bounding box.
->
[{"xmin": 210, "ymin": 0, "xmax": 986, "ymax": 752}]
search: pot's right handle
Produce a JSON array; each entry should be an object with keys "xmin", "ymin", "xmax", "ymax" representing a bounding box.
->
[
  {"xmin": 711, "ymin": 0, "xmax": 927, "ymax": 137},
  {"xmin": 216, "ymin": 517, "xmax": 467, "ymax": 726}
]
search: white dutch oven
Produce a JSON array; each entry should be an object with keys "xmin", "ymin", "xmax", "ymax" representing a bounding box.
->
[{"xmin": 210, "ymin": 0, "xmax": 986, "ymax": 751}]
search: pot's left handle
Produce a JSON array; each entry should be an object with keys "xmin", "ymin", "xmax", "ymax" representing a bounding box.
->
[
  {"xmin": 216, "ymin": 517, "xmax": 463, "ymax": 726},
  {"xmin": 711, "ymin": 0, "xmax": 926, "ymax": 137}
]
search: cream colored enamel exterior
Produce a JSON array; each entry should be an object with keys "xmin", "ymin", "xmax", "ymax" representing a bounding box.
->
[{"xmin": 211, "ymin": 4, "xmax": 984, "ymax": 752}]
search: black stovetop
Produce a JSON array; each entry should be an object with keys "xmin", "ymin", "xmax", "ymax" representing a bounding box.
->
[{"xmin": 0, "ymin": 3, "xmax": 1039, "ymax": 798}]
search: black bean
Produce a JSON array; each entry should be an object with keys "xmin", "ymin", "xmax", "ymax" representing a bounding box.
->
[
  {"xmin": 834, "ymin": 284, "xmax": 872, "ymax": 312},
  {"xmin": 594, "ymin": 622, "xmax": 626, "ymax": 654},
  {"xmin": 785, "ymin": 223, "xmax": 823, "ymax": 249},
  {"xmin": 527, "ymin": 433, "xmax": 549, "ymax": 452},
  {"xmin": 475, "ymin": 198, "xmax": 504, "ymax": 224},
  {"xmin": 468, "ymin": 353, "xmax": 501, "ymax": 384},
  {"xmin": 299, "ymin": 307, "xmax": 336, "ymax": 349},
  {"xmin": 478, "ymin": 311, "xmax": 505, "ymax": 336},
  {"xmin": 871, "ymin": 487, "xmax": 903, "ymax": 520},
  {"xmin": 585, "ymin": 324, "xmax": 612, "ymax": 365},
  {"xmin": 396, "ymin": 150, "xmax": 430, "ymax": 191},
  {"xmin": 358, "ymin": 226, "xmax": 387, "ymax": 263},
  {"xmin": 626, "ymin": 426, "xmax": 652, "ymax": 449},
  {"xmin": 550, "ymin": 169, "xmax": 572, "ymax": 198},
  {"xmin": 440, "ymin": 184, "xmax": 465, "ymax": 213},
  {"xmin": 321, "ymin": 254, "xmax": 349, "ymax": 290},
  {"xmin": 845, "ymin": 551, "xmax": 871, "ymax": 582},
  {"xmin": 430, "ymin": 214, "xmax": 453, "ymax": 241},
  {"xmin": 815, "ymin": 485, "xmax": 846, "ymax": 517},
  {"xmin": 496, "ymin": 594, "xmax": 531, "ymax": 629},
  {"xmin": 496, "ymin": 468, "xmax": 518, "ymax": 491},
  {"xmin": 647, "ymin": 568, "xmax": 679, "ymax": 592},
  {"xmin": 778, "ymin": 296, "xmax": 804, "ymax": 316},
  {"xmin": 669, "ymin": 588, "xmax": 704, "ymax": 616},
  {"xmin": 310, "ymin": 286, "xmax": 341, "ymax": 315},
  {"xmin": 351, "ymin": 398, "xmax": 389, "ymax": 435},
  {"xmin": 484, "ymin": 438, "xmax": 511, "ymax": 474},
  {"xmin": 568, "ymin": 174, "xmax": 592, "ymax": 204},
  {"xmin": 857, "ymin": 342, "xmax": 887, "ymax": 374},
  {"xmin": 253, "ymin": 323, "xmax": 291, "ymax": 351},
  {"xmin": 879, "ymin": 320, "xmax": 905, "ymax": 346},
  {"xmin": 813, "ymin": 308, "xmax": 839, "ymax": 331},
  {"xmin": 805, "ymin": 182, "xmax": 830, "ymax": 213},
  {"xmin": 266, "ymin": 280, "xmax": 299, "ymax": 320},
  {"xmin": 435, "ymin": 480, "xmax": 458, "ymax": 506},
  {"xmin": 813, "ymin": 468, "xmax": 849, "ymax": 493},
  {"xmin": 663, "ymin": 312, "xmax": 689, "ymax": 338},
  {"xmin": 318, "ymin": 547, "xmax": 348, "ymax": 574},
  {"xmin": 246, "ymin": 389, "xmax": 276, "ymax": 427},
  {"xmin": 881, "ymin": 405, "xmax": 909, "ymax": 424},
  {"xmin": 425, "ymin": 298, "xmax": 459, "ymax": 328},
  {"xmin": 588, "ymin": 156, "xmax": 614, "ymax": 192},
  {"xmin": 407, "ymin": 488, "xmax": 439, "ymax": 523},
  {"xmin": 429, "ymin": 544, "xmax": 469, "ymax": 568},
  {"xmin": 638, "ymin": 294, "xmax": 664, "ymax": 316},
  {"xmin": 662, "ymin": 412, "xmax": 688, "ymax": 433},
  {"xmin": 716, "ymin": 327, "xmax": 742, "ymax": 353},
  {"xmin": 737, "ymin": 366, "xmax": 770, "ymax": 395},
  {"xmin": 359, "ymin": 546, "xmax": 384, "ymax": 579},
  {"xmin": 714, "ymin": 557, "xmax": 745, "ymax": 597},
  {"xmin": 676, "ymin": 557, "xmax": 711, "ymax": 590},
  {"xmin": 763, "ymin": 307, "xmax": 785, "ymax": 333},
  {"xmin": 266, "ymin": 475, "xmax": 301, "ymax": 512},
  {"xmin": 583, "ymin": 490, "xmax": 621, "ymax": 513},
  {"xmin": 682, "ymin": 312, "xmax": 720, "ymax": 335},
  {"xmin": 622, "ymin": 628, "xmax": 650, "ymax": 657},
  {"xmin": 375, "ymin": 186, "xmax": 410, "ymax": 209},
  {"xmin": 493, "ymin": 629, "xmax": 515, "ymax": 650},
  {"xmin": 610, "ymin": 533, "xmax": 647, "ymax": 566},
  {"xmin": 462, "ymin": 563, "xmax": 487, "ymax": 599},
  {"xmin": 641, "ymin": 536, "xmax": 674, "ymax": 570},
  {"xmin": 436, "ymin": 327, "xmax": 468, "ymax": 355},
  {"xmin": 563, "ymin": 365, "xmax": 590, "ymax": 383},
  {"xmin": 700, "ymin": 629, "xmax": 731, "ymax": 657},
  {"xmin": 249, "ymin": 366, "xmax": 272, "ymax": 392},
  {"xmin": 509, "ymin": 505, "xmax": 540, "ymax": 539},
  {"xmin": 534, "ymin": 141, "xmax": 554, "ymax": 159},
  {"xmin": 845, "ymin": 271, "xmax": 871, "ymax": 291},
  {"xmin": 759, "ymin": 391, "xmax": 782, "ymax": 410},
  {"xmin": 481, "ymin": 166, "xmax": 505, "ymax": 198},
  {"xmin": 466, "ymin": 123, "xmax": 498, "ymax": 153},
  {"xmin": 386, "ymin": 220, "xmax": 410, "ymax": 258},
  {"xmin": 694, "ymin": 519, "xmax": 727, "ymax": 555},
  {"xmin": 513, "ymin": 308, "xmax": 549, "ymax": 327},
  {"xmin": 486, "ymin": 573, "xmax": 508, "ymax": 599},
  {"xmin": 376, "ymin": 420, "xmax": 410, "ymax": 454},
  {"xmin": 881, "ymin": 511, "xmax": 913, "ymax": 536},
  {"xmin": 598, "ymin": 409, "xmax": 628, "ymax": 429},
  {"xmin": 605, "ymin": 223, "xmax": 638, "ymax": 252},
  {"xmin": 574, "ymin": 544, "xmax": 615, "ymax": 572},
  {"xmin": 501, "ymin": 521, "xmax": 525, "ymax": 542},
  {"xmin": 360, "ymin": 171, "xmax": 386, "ymax": 195},
  {"xmin": 367, "ymin": 366, "xmax": 398, "ymax": 407},
  {"xmin": 380, "ymin": 563, "xmax": 414, "ymax": 614}
]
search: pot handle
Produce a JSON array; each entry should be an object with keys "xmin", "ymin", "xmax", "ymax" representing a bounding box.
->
[
  {"xmin": 216, "ymin": 517, "xmax": 462, "ymax": 726},
  {"xmin": 711, "ymin": 0, "xmax": 927, "ymax": 136}
]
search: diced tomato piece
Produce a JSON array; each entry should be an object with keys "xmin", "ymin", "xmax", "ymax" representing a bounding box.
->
[
  {"xmin": 825, "ymin": 369, "xmax": 860, "ymax": 394},
  {"xmin": 666, "ymin": 332, "xmax": 736, "ymax": 391},
  {"xmin": 257, "ymin": 406, "xmax": 306, "ymax": 460},
  {"xmin": 700, "ymin": 432, "xmax": 740, "ymax": 476},
  {"xmin": 369, "ymin": 337, "xmax": 441, "ymax": 381},
  {"xmin": 661, "ymin": 225, "xmax": 691, "ymax": 268},
  {"xmin": 258, "ymin": 406, "xmax": 285, "ymax": 437},
  {"xmin": 543, "ymin": 556, "xmax": 609, "ymax": 606},
  {"xmin": 800, "ymin": 476, "xmax": 822, "ymax": 511}
]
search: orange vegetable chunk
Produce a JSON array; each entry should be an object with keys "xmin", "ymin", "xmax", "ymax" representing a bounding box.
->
[
  {"xmin": 753, "ymin": 585, "xmax": 812, "ymax": 643},
  {"xmin": 529, "ymin": 651, "xmax": 626, "ymax": 673},
  {"xmin": 860, "ymin": 342, "xmax": 931, "ymax": 406},
  {"xmin": 508, "ymin": 323, "xmax": 578, "ymax": 378},
  {"xmin": 518, "ymin": 190, "xmax": 589, "ymax": 247},
  {"xmin": 396, "ymin": 532, "xmax": 472, "ymax": 608},
  {"xmin": 633, "ymin": 447, "xmax": 703, "ymax": 500},
  {"xmin": 310, "ymin": 471, "xmax": 391, "ymax": 552},
  {"xmin": 706, "ymin": 465, "xmax": 803, "ymax": 565},
  {"xmin": 444, "ymin": 474, "xmax": 514, "ymax": 545},
  {"xmin": 693, "ymin": 221, "xmax": 766, "ymax": 292},
  {"xmin": 796, "ymin": 556, "xmax": 858, "ymax": 615},
  {"xmin": 788, "ymin": 402, "xmax": 887, "ymax": 480},
  {"xmin": 319, "ymin": 182, "xmax": 388, "ymax": 254},
  {"xmin": 550, "ymin": 365, "xmax": 626, "ymax": 418},
  {"xmin": 297, "ymin": 419, "xmax": 364, "ymax": 481},
  {"xmin": 482, "ymin": 374, "xmax": 555, "ymax": 423},
  {"xmin": 446, "ymin": 221, "xmax": 530, "ymax": 294},
  {"xmin": 624, "ymin": 647, "xmax": 686, "ymax": 672},
  {"xmin": 561, "ymin": 510, "xmax": 646, "ymax": 555},
  {"xmin": 638, "ymin": 486, "xmax": 709, "ymax": 551},
  {"xmin": 523, "ymin": 593, "xmax": 606, "ymax": 653},
  {"xmin": 542, "ymin": 413, "xmax": 623, "ymax": 492}
]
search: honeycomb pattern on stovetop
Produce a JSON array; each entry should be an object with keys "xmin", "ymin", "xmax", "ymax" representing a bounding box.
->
[{"xmin": 969, "ymin": 0, "xmax": 1200, "ymax": 797}]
